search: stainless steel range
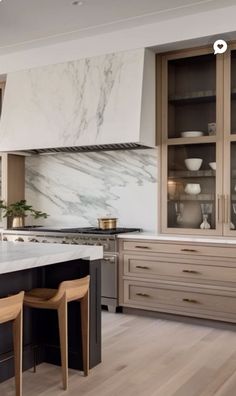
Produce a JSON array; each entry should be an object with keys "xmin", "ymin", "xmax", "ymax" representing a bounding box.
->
[{"xmin": 2, "ymin": 227, "xmax": 141, "ymax": 312}]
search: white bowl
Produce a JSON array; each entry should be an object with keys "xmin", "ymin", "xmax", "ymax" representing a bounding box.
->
[
  {"xmin": 209, "ymin": 162, "xmax": 216, "ymax": 171},
  {"xmin": 185, "ymin": 158, "xmax": 203, "ymax": 171},
  {"xmin": 181, "ymin": 131, "xmax": 204, "ymax": 138},
  {"xmin": 184, "ymin": 183, "xmax": 201, "ymax": 195}
]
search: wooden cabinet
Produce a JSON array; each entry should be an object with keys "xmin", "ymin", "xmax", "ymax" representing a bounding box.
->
[
  {"xmin": 0, "ymin": 154, "xmax": 25, "ymax": 228},
  {"xmin": 159, "ymin": 44, "xmax": 236, "ymax": 236},
  {"xmin": 119, "ymin": 238, "xmax": 236, "ymax": 323}
]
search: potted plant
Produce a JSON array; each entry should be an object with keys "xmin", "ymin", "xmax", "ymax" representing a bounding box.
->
[{"xmin": 0, "ymin": 199, "xmax": 49, "ymax": 228}]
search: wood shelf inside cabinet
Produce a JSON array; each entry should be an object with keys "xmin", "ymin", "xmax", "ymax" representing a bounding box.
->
[
  {"xmin": 167, "ymin": 136, "xmax": 216, "ymax": 146},
  {"xmin": 169, "ymin": 90, "xmax": 216, "ymax": 105},
  {"xmin": 169, "ymin": 194, "xmax": 215, "ymax": 201},
  {"xmin": 169, "ymin": 170, "xmax": 215, "ymax": 179}
]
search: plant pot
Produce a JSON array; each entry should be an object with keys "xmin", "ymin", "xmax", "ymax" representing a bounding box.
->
[{"xmin": 12, "ymin": 216, "xmax": 24, "ymax": 228}]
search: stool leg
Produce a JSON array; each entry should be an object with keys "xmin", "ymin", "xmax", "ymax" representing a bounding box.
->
[
  {"xmin": 13, "ymin": 309, "xmax": 23, "ymax": 396},
  {"xmin": 57, "ymin": 298, "xmax": 68, "ymax": 390},
  {"xmin": 80, "ymin": 291, "xmax": 89, "ymax": 376}
]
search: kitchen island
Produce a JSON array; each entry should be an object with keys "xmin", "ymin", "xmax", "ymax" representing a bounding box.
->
[{"xmin": 0, "ymin": 241, "xmax": 103, "ymax": 383}]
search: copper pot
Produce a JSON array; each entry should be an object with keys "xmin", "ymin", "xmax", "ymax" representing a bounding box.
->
[{"xmin": 97, "ymin": 218, "xmax": 118, "ymax": 230}]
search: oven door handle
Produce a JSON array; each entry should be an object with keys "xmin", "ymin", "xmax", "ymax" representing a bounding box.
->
[{"xmin": 102, "ymin": 256, "xmax": 117, "ymax": 263}]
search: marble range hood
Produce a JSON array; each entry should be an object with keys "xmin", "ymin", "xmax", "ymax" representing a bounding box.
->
[{"xmin": 0, "ymin": 48, "xmax": 156, "ymax": 153}]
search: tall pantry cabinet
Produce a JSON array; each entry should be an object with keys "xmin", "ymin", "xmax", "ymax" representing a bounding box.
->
[{"xmin": 159, "ymin": 43, "xmax": 236, "ymax": 237}]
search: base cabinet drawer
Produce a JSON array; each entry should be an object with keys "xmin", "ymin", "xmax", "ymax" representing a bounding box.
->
[
  {"xmin": 123, "ymin": 280, "xmax": 236, "ymax": 321},
  {"xmin": 123, "ymin": 254, "xmax": 236, "ymax": 286},
  {"xmin": 123, "ymin": 241, "xmax": 236, "ymax": 258}
]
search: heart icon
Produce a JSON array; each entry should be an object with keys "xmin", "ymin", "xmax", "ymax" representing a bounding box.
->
[{"xmin": 213, "ymin": 39, "xmax": 227, "ymax": 54}]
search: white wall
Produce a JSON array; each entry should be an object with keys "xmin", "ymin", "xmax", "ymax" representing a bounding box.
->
[{"xmin": 1, "ymin": 5, "xmax": 236, "ymax": 74}]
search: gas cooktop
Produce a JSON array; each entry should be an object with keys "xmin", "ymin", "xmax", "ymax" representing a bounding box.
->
[
  {"xmin": 10, "ymin": 226, "xmax": 141, "ymax": 235},
  {"xmin": 60, "ymin": 227, "xmax": 141, "ymax": 235}
]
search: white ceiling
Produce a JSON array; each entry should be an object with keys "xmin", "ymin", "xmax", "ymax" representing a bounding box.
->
[{"xmin": 0, "ymin": 0, "xmax": 236, "ymax": 54}]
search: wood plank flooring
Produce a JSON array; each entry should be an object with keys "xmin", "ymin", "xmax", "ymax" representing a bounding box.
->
[{"xmin": 1, "ymin": 311, "xmax": 236, "ymax": 395}]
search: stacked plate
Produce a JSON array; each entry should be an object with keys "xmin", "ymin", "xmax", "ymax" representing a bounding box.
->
[{"xmin": 181, "ymin": 131, "xmax": 203, "ymax": 138}]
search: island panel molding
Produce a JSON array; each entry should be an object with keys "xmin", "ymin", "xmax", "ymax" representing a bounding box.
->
[{"xmin": 0, "ymin": 48, "xmax": 155, "ymax": 151}]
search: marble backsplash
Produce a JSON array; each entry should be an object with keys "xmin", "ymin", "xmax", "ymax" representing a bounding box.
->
[{"xmin": 25, "ymin": 149, "xmax": 158, "ymax": 232}]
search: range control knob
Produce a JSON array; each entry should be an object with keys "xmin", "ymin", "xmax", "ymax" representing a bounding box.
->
[
  {"xmin": 2, "ymin": 236, "xmax": 8, "ymax": 241},
  {"xmin": 28, "ymin": 238, "xmax": 39, "ymax": 243},
  {"xmin": 15, "ymin": 237, "xmax": 24, "ymax": 242},
  {"xmin": 41, "ymin": 240, "xmax": 48, "ymax": 243}
]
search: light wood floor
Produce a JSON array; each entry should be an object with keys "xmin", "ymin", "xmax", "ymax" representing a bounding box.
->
[{"xmin": 2, "ymin": 311, "xmax": 236, "ymax": 396}]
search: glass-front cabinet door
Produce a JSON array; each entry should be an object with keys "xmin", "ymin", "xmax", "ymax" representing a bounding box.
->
[
  {"xmin": 223, "ymin": 45, "xmax": 236, "ymax": 234},
  {"xmin": 161, "ymin": 48, "xmax": 224, "ymax": 235}
]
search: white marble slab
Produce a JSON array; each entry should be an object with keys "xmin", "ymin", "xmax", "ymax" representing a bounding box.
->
[
  {"xmin": 0, "ymin": 49, "xmax": 155, "ymax": 151},
  {"xmin": 0, "ymin": 242, "xmax": 103, "ymax": 275},
  {"xmin": 117, "ymin": 232, "xmax": 236, "ymax": 246},
  {"xmin": 25, "ymin": 148, "xmax": 158, "ymax": 232}
]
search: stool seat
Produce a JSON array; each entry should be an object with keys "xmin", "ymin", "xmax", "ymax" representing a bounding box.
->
[
  {"xmin": 24, "ymin": 288, "xmax": 57, "ymax": 305},
  {"xmin": 24, "ymin": 276, "xmax": 90, "ymax": 390},
  {"xmin": 0, "ymin": 291, "xmax": 24, "ymax": 396}
]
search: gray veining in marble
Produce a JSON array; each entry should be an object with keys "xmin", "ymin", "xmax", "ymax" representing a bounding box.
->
[
  {"xmin": 0, "ymin": 49, "xmax": 155, "ymax": 151},
  {"xmin": 25, "ymin": 149, "xmax": 158, "ymax": 231}
]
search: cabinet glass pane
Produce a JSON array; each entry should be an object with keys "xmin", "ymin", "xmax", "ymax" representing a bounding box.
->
[
  {"xmin": 167, "ymin": 144, "xmax": 216, "ymax": 229},
  {"xmin": 0, "ymin": 91, "xmax": 2, "ymax": 115},
  {"xmin": 0, "ymin": 157, "xmax": 1, "ymax": 199},
  {"xmin": 168, "ymin": 54, "xmax": 216, "ymax": 139},
  {"xmin": 230, "ymin": 143, "xmax": 236, "ymax": 229},
  {"xmin": 231, "ymin": 50, "xmax": 236, "ymax": 134}
]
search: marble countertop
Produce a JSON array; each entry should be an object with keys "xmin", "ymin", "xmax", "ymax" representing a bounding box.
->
[
  {"xmin": 117, "ymin": 232, "xmax": 236, "ymax": 245},
  {"xmin": 0, "ymin": 242, "xmax": 103, "ymax": 275}
]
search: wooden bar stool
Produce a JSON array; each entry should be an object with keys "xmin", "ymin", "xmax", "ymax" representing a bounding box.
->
[
  {"xmin": 24, "ymin": 275, "xmax": 90, "ymax": 390},
  {"xmin": 0, "ymin": 291, "xmax": 24, "ymax": 396}
]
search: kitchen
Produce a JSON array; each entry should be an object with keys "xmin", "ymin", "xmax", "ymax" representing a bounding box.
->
[{"xmin": 1, "ymin": 1, "xmax": 236, "ymax": 396}]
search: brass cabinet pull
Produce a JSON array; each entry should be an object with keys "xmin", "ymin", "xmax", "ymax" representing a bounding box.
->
[
  {"xmin": 182, "ymin": 269, "xmax": 199, "ymax": 274},
  {"xmin": 217, "ymin": 194, "xmax": 220, "ymax": 222},
  {"xmin": 136, "ymin": 265, "xmax": 150, "ymax": 270},
  {"xmin": 182, "ymin": 298, "xmax": 199, "ymax": 304},
  {"xmin": 136, "ymin": 293, "xmax": 150, "ymax": 297},
  {"xmin": 217, "ymin": 194, "xmax": 224, "ymax": 223},
  {"xmin": 181, "ymin": 248, "xmax": 197, "ymax": 253},
  {"xmin": 135, "ymin": 246, "xmax": 150, "ymax": 249},
  {"xmin": 225, "ymin": 194, "xmax": 230, "ymax": 224},
  {"xmin": 222, "ymin": 194, "xmax": 226, "ymax": 223}
]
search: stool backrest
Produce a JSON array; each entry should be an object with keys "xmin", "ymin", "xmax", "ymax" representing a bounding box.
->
[
  {"xmin": 51, "ymin": 276, "xmax": 90, "ymax": 304},
  {"xmin": 0, "ymin": 291, "xmax": 24, "ymax": 324}
]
